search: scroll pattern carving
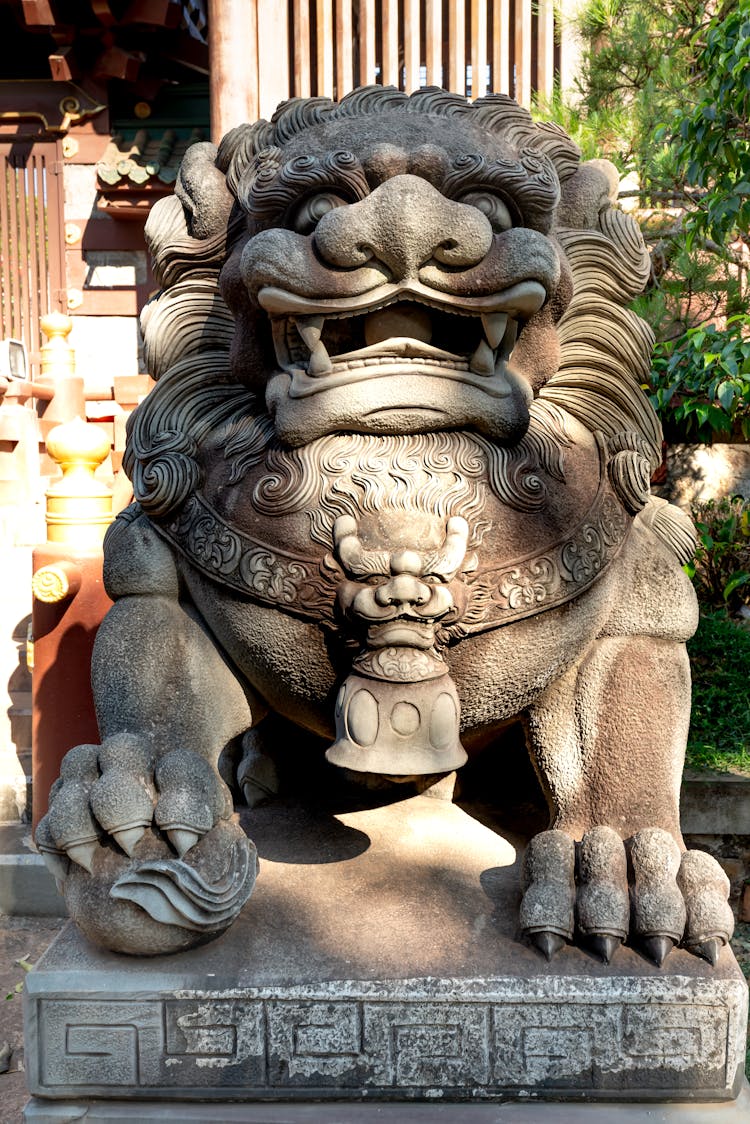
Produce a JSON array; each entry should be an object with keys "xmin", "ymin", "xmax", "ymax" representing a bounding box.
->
[
  {"xmin": 163, "ymin": 494, "xmax": 338, "ymax": 622},
  {"xmin": 159, "ymin": 484, "xmax": 629, "ymax": 637},
  {"xmin": 31, "ymin": 980, "xmax": 741, "ymax": 1097},
  {"xmin": 452, "ymin": 493, "xmax": 628, "ymax": 636}
]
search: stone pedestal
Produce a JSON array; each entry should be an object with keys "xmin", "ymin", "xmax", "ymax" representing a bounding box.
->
[{"xmin": 24, "ymin": 793, "xmax": 749, "ymax": 1119}]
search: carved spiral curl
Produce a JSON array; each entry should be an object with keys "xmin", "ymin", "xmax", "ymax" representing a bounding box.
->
[
  {"xmin": 607, "ymin": 450, "xmax": 652, "ymax": 515},
  {"xmin": 443, "ymin": 152, "xmax": 560, "ymax": 232},
  {"xmin": 215, "ymin": 120, "xmax": 275, "ymax": 196},
  {"xmin": 129, "ymin": 432, "xmax": 202, "ymax": 518},
  {"xmin": 238, "ymin": 149, "xmax": 370, "ymax": 225},
  {"xmin": 125, "ymin": 354, "xmax": 260, "ymax": 519},
  {"xmin": 245, "ymin": 421, "xmax": 572, "ymax": 550},
  {"xmin": 270, "ymin": 96, "xmax": 335, "ymax": 143}
]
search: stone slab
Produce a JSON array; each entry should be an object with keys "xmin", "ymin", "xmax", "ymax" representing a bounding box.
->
[
  {"xmin": 0, "ymin": 823, "xmax": 67, "ymax": 917},
  {"xmin": 681, "ymin": 772, "xmax": 750, "ymax": 836},
  {"xmin": 21, "ymin": 1081, "xmax": 750, "ymax": 1121},
  {"xmin": 24, "ymin": 794, "xmax": 749, "ymax": 1106},
  {"xmin": 0, "ymin": 852, "xmax": 66, "ymax": 917}
]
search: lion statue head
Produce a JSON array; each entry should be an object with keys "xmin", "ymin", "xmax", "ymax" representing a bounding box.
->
[{"xmin": 127, "ymin": 87, "xmax": 665, "ymax": 542}]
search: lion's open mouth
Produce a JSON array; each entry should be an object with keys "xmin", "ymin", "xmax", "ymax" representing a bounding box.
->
[{"xmin": 258, "ymin": 280, "xmax": 545, "ymax": 398}]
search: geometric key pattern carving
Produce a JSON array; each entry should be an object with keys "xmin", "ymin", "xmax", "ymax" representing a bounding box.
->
[{"xmin": 29, "ymin": 979, "xmax": 746, "ymax": 1100}]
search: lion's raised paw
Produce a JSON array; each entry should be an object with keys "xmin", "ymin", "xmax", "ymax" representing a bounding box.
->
[{"xmin": 520, "ymin": 826, "xmax": 734, "ymax": 968}]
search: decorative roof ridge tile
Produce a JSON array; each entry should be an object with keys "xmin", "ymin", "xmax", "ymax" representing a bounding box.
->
[{"xmin": 97, "ymin": 127, "xmax": 205, "ymax": 188}]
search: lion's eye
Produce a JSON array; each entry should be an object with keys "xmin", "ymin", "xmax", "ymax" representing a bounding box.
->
[
  {"xmin": 291, "ymin": 192, "xmax": 349, "ymax": 234},
  {"xmin": 459, "ymin": 191, "xmax": 513, "ymax": 232}
]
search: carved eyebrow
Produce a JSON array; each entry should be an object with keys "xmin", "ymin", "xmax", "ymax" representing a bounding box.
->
[
  {"xmin": 237, "ymin": 149, "xmax": 370, "ymax": 226},
  {"xmin": 442, "ymin": 152, "xmax": 560, "ymax": 233}
]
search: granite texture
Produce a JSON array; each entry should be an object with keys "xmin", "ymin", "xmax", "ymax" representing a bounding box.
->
[
  {"xmin": 37, "ymin": 89, "xmax": 734, "ymax": 964},
  {"xmin": 21, "ymin": 1086, "xmax": 750, "ymax": 1121},
  {"xmin": 24, "ymin": 796, "xmax": 749, "ymax": 1107}
]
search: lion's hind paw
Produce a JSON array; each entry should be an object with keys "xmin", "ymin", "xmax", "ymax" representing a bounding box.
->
[{"xmin": 520, "ymin": 826, "xmax": 734, "ymax": 967}]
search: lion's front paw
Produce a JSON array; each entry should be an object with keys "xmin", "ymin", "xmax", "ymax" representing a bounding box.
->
[
  {"xmin": 520, "ymin": 826, "xmax": 734, "ymax": 967},
  {"xmin": 35, "ymin": 734, "xmax": 257, "ymax": 955}
]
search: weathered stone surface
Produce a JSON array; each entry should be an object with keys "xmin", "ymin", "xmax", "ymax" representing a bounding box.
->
[
  {"xmin": 24, "ymin": 797, "xmax": 748, "ymax": 1106},
  {"xmin": 23, "ymin": 1087, "xmax": 750, "ymax": 1122},
  {"xmin": 37, "ymin": 88, "xmax": 734, "ymax": 968},
  {"xmin": 682, "ymin": 773, "xmax": 750, "ymax": 836}
]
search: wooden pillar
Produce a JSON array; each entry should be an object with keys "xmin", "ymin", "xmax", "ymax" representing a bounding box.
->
[{"xmin": 208, "ymin": 0, "xmax": 259, "ymax": 142}]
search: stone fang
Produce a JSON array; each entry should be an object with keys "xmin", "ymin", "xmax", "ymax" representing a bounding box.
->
[
  {"xmin": 294, "ymin": 314, "xmax": 324, "ymax": 351},
  {"xmin": 481, "ymin": 310, "xmax": 509, "ymax": 349},
  {"xmin": 307, "ymin": 341, "xmax": 333, "ymax": 376},
  {"xmin": 469, "ymin": 337, "xmax": 495, "ymax": 376}
]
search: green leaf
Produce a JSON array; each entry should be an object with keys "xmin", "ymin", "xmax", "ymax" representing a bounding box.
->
[
  {"xmin": 717, "ymin": 381, "xmax": 736, "ymax": 410},
  {"xmin": 724, "ymin": 572, "xmax": 750, "ymax": 599}
]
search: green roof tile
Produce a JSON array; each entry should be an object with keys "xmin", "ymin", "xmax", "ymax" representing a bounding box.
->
[{"xmin": 96, "ymin": 127, "xmax": 206, "ymax": 190}]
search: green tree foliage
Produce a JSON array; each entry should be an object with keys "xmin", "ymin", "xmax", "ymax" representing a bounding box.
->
[
  {"xmin": 560, "ymin": 0, "xmax": 750, "ymax": 443},
  {"xmin": 686, "ymin": 609, "xmax": 750, "ymax": 773},
  {"xmin": 674, "ymin": 3, "xmax": 750, "ymax": 249},
  {"xmin": 651, "ymin": 2, "xmax": 750, "ymax": 442},
  {"xmin": 574, "ymin": 0, "xmax": 706, "ymax": 190}
]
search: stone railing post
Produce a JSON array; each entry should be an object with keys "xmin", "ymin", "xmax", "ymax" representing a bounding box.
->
[{"xmin": 30, "ymin": 417, "xmax": 113, "ymax": 829}]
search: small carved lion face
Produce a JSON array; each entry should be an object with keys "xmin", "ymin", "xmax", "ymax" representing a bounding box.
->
[{"xmin": 224, "ymin": 110, "xmax": 572, "ymax": 447}]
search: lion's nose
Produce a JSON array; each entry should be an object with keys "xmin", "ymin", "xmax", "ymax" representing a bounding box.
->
[
  {"xmin": 313, "ymin": 174, "xmax": 493, "ymax": 280},
  {"xmin": 374, "ymin": 574, "xmax": 431, "ymax": 611}
]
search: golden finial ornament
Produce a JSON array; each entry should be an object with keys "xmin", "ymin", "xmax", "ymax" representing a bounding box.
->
[
  {"xmin": 44, "ymin": 417, "xmax": 113, "ymax": 546},
  {"xmin": 40, "ymin": 312, "xmax": 76, "ymax": 380}
]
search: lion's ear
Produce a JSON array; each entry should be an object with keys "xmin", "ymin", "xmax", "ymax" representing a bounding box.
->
[
  {"xmin": 175, "ymin": 142, "xmax": 235, "ymax": 239},
  {"xmin": 556, "ymin": 159, "xmax": 620, "ymax": 232}
]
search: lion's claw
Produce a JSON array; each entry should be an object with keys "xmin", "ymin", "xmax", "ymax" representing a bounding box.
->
[
  {"xmin": 629, "ymin": 828, "xmax": 686, "ymax": 957},
  {"xmin": 36, "ymin": 736, "xmax": 253, "ymax": 955},
  {"xmin": 153, "ymin": 748, "xmax": 230, "ymax": 856},
  {"xmin": 521, "ymin": 827, "xmax": 734, "ymax": 966},
  {"xmin": 678, "ymin": 848, "xmax": 734, "ymax": 964},
  {"xmin": 587, "ymin": 933, "xmax": 622, "ymax": 965},
  {"xmin": 576, "ymin": 826, "xmax": 629, "ymax": 961},
  {"xmin": 530, "ymin": 931, "xmax": 567, "ymax": 961},
  {"xmin": 692, "ymin": 937, "xmax": 722, "ymax": 967},
  {"xmin": 39, "ymin": 736, "xmax": 232, "ymax": 871},
  {"xmin": 520, "ymin": 830, "xmax": 575, "ymax": 951}
]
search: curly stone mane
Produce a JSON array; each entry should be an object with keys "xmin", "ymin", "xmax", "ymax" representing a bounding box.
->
[{"xmin": 127, "ymin": 86, "xmax": 662, "ymax": 534}]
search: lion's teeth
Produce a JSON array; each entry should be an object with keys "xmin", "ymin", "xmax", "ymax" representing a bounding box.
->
[
  {"xmin": 481, "ymin": 312, "xmax": 508, "ymax": 350},
  {"xmin": 307, "ymin": 341, "xmax": 333, "ymax": 376},
  {"xmin": 469, "ymin": 338, "xmax": 495, "ymax": 376},
  {"xmin": 295, "ymin": 314, "xmax": 325, "ymax": 351},
  {"xmin": 499, "ymin": 317, "xmax": 518, "ymax": 359}
]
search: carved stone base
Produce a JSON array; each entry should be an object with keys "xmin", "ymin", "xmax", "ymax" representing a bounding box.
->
[
  {"xmin": 24, "ymin": 794, "xmax": 748, "ymax": 1111},
  {"xmin": 22, "ymin": 1084, "xmax": 750, "ymax": 1122}
]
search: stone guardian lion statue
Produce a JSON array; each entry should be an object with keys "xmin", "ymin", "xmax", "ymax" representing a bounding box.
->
[{"xmin": 36, "ymin": 88, "xmax": 734, "ymax": 965}]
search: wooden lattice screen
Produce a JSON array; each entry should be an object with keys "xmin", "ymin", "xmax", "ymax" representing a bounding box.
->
[
  {"xmin": 0, "ymin": 140, "xmax": 66, "ymax": 377},
  {"xmin": 252, "ymin": 0, "xmax": 577, "ymax": 120}
]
